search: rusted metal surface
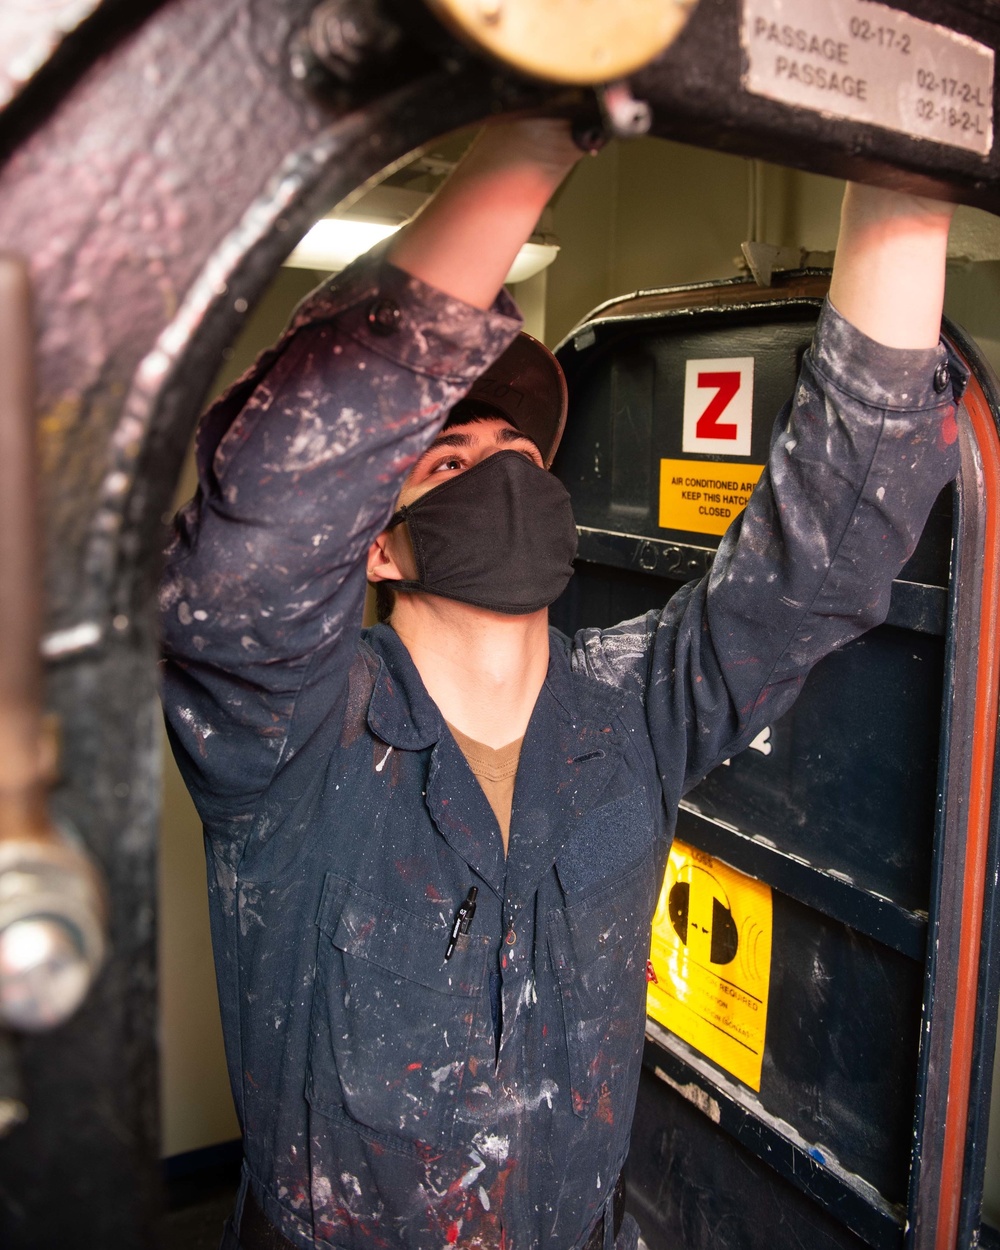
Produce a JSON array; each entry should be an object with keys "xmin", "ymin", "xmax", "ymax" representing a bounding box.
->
[
  {"xmin": 0, "ymin": 255, "xmax": 107, "ymax": 1040},
  {"xmin": 0, "ymin": 256, "xmax": 44, "ymax": 827},
  {"xmin": 0, "ymin": 1, "xmax": 552, "ymax": 1244}
]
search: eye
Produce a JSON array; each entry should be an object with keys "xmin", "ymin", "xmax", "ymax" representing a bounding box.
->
[
  {"xmin": 510, "ymin": 444, "xmax": 543, "ymax": 467},
  {"xmin": 429, "ymin": 454, "xmax": 465, "ymax": 474}
]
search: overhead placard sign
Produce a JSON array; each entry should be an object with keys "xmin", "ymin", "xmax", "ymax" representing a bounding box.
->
[
  {"xmin": 742, "ymin": 0, "xmax": 994, "ymax": 157},
  {"xmin": 682, "ymin": 357, "xmax": 755, "ymax": 456},
  {"xmin": 659, "ymin": 459, "xmax": 765, "ymax": 537},
  {"xmin": 647, "ymin": 840, "xmax": 773, "ymax": 1090}
]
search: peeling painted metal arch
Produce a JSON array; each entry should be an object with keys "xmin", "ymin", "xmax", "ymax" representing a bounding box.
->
[
  {"xmin": 61, "ymin": 73, "xmax": 523, "ymax": 656},
  {"xmin": 0, "ymin": 3, "xmax": 555, "ymax": 1242}
]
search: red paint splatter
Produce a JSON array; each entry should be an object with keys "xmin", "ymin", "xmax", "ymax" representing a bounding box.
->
[
  {"xmin": 941, "ymin": 411, "xmax": 958, "ymax": 445},
  {"xmin": 596, "ymin": 1081, "xmax": 614, "ymax": 1125},
  {"xmin": 407, "ymin": 1062, "xmax": 422, "ymax": 1071},
  {"xmin": 446, "ymin": 1221, "xmax": 461, "ymax": 1244},
  {"xmin": 646, "ymin": 960, "xmax": 658, "ymax": 984},
  {"xmin": 395, "ymin": 857, "xmax": 428, "ymax": 884}
]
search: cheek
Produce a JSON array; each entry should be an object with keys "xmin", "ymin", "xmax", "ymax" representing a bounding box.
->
[{"xmin": 387, "ymin": 524, "xmax": 418, "ymax": 579}]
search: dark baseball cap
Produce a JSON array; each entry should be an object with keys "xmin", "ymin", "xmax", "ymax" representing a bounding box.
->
[{"xmin": 460, "ymin": 332, "xmax": 568, "ymax": 469}]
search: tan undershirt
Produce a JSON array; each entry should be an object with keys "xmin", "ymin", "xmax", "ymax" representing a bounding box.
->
[{"xmin": 446, "ymin": 721, "xmax": 524, "ymax": 855}]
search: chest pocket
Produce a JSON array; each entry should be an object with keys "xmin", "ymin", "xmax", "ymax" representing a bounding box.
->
[
  {"xmin": 548, "ymin": 856, "xmax": 657, "ymax": 1141},
  {"xmin": 307, "ymin": 874, "xmax": 490, "ymax": 1154}
]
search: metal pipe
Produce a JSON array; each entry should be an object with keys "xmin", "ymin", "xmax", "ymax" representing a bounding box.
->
[
  {"xmin": 0, "ymin": 255, "xmax": 106, "ymax": 1036},
  {"xmin": 0, "ymin": 254, "xmax": 45, "ymax": 836}
]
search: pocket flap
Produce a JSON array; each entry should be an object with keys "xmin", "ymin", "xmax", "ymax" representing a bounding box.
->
[
  {"xmin": 549, "ymin": 854, "xmax": 656, "ymax": 977},
  {"xmin": 317, "ymin": 873, "xmax": 487, "ymax": 996}
]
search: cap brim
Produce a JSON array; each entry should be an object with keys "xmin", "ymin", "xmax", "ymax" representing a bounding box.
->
[{"xmin": 466, "ymin": 333, "xmax": 568, "ymax": 468}]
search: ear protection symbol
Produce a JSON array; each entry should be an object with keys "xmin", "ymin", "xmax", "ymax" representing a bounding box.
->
[{"xmin": 667, "ymin": 866, "xmax": 739, "ymax": 966}]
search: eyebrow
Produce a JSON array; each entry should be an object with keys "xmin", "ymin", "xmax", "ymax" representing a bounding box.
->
[
  {"xmin": 415, "ymin": 425, "xmax": 542, "ymax": 464},
  {"xmin": 424, "ymin": 431, "xmax": 476, "ymax": 452},
  {"xmin": 496, "ymin": 426, "xmax": 542, "ymax": 455}
]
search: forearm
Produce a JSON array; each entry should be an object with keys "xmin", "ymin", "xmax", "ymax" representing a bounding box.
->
[
  {"xmin": 828, "ymin": 182, "xmax": 955, "ymax": 349},
  {"xmin": 386, "ymin": 120, "xmax": 582, "ymax": 309}
]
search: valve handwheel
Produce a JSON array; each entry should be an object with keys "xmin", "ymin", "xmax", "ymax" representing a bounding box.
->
[{"xmin": 423, "ymin": 0, "xmax": 700, "ymax": 85}]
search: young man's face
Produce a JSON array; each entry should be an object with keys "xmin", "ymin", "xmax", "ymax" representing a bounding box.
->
[{"xmin": 368, "ymin": 416, "xmax": 545, "ymax": 590}]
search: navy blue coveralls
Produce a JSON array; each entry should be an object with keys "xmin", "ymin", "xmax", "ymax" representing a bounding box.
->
[{"xmin": 160, "ymin": 251, "xmax": 963, "ymax": 1250}]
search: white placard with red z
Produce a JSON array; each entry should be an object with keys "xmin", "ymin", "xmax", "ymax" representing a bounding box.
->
[{"xmin": 682, "ymin": 357, "xmax": 755, "ymax": 457}]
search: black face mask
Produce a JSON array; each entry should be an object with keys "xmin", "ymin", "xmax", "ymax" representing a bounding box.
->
[{"xmin": 386, "ymin": 450, "xmax": 578, "ymax": 614}]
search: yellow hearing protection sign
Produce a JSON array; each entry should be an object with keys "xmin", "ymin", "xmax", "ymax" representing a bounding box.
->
[{"xmin": 647, "ymin": 839, "xmax": 773, "ymax": 1090}]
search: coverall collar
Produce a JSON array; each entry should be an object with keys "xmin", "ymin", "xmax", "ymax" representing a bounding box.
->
[{"xmin": 363, "ymin": 624, "xmax": 628, "ymax": 899}]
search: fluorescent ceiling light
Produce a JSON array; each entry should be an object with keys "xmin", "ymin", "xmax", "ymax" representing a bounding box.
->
[
  {"xmin": 505, "ymin": 241, "xmax": 561, "ymax": 285},
  {"xmin": 284, "ymin": 217, "xmax": 559, "ymax": 285},
  {"xmin": 284, "ymin": 219, "xmax": 397, "ymax": 273}
]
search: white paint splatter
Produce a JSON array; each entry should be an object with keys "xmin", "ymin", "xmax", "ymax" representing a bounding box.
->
[
  {"xmin": 520, "ymin": 1079, "xmax": 558, "ymax": 1111},
  {"xmin": 340, "ymin": 1172, "xmax": 362, "ymax": 1201},
  {"xmin": 312, "ymin": 1171, "xmax": 333, "ymax": 1204},
  {"xmin": 177, "ymin": 705, "xmax": 215, "ymax": 739},
  {"xmin": 458, "ymin": 1150, "xmax": 486, "ymax": 1190},
  {"xmin": 430, "ymin": 1062, "xmax": 459, "ymax": 1092},
  {"xmin": 472, "ymin": 1130, "xmax": 510, "ymax": 1164}
]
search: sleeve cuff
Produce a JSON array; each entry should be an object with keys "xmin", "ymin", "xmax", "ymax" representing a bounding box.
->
[
  {"xmin": 811, "ymin": 297, "xmax": 968, "ymax": 410},
  {"xmin": 285, "ymin": 243, "xmax": 523, "ymax": 387}
]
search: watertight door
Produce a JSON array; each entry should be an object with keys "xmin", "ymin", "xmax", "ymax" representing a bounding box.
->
[{"xmin": 551, "ymin": 272, "xmax": 1000, "ymax": 1250}]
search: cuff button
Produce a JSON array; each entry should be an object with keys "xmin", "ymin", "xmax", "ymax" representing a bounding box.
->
[
  {"xmin": 367, "ymin": 297, "xmax": 401, "ymax": 336},
  {"xmin": 933, "ymin": 362, "xmax": 950, "ymax": 393}
]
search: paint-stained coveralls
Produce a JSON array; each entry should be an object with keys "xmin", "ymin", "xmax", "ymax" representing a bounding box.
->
[{"xmin": 160, "ymin": 250, "xmax": 963, "ymax": 1250}]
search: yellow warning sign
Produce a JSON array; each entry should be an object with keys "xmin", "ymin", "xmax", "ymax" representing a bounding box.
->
[
  {"xmin": 658, "ymin": 459, "xmax": 765, "ymax": 536},
  {"xmin": 647, "ymin": 840, "xmax": 772, "ymax": 1090}
]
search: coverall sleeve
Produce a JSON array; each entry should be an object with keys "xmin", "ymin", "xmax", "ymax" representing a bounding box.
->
[
  {"xmin": 570, "ymin": 299, "xmax": 964, "ymax": 797},
  {"xmin": 160, "ymin": 253, "xmax": 521, "ymax": 823}
]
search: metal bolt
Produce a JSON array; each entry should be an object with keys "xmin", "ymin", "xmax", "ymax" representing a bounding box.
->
[
  {"xmin": 303, "ymin": 0, "xmax": 402, "ymax": 85},
  {"xmin": 599, "ymin": 81, "xmax": 654, "ymax": 139},
  {"xmin": 0, "ymin": 917, "xmax": 92, "ymax": 1032},
  {"xmin": 0, "ymin": 836, "xmax": 107, "ymax": 1033}
]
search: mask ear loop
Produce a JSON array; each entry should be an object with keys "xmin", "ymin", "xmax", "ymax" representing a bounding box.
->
[{"xmin": 381, "ymin": 505, "xmax": 425, "ymax": 594}]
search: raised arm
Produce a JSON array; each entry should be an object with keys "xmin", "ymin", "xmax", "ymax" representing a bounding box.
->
[
  {"xmin": 160, "ymin": 121, "xmax": 581, "ymax": 829},
  {"xmin": 573, "ymin": 181, "xmax": 962, "ymax": 798},
  {"xmin": 387, "ymin": 119, "xmax": 582, "ymax": 308},
  {"xmin": 829, "ymin": 183, "xmax": 955, "ymax": 349}
]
